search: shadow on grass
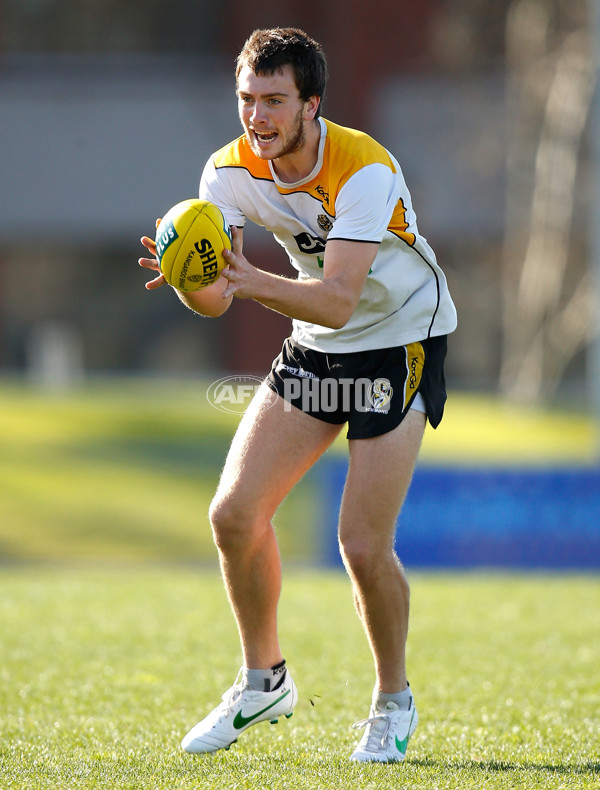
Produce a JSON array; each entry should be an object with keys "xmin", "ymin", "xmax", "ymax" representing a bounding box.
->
[{"xmin": 409, "ymin": 756, "xmax": 600, "ymax": 777}]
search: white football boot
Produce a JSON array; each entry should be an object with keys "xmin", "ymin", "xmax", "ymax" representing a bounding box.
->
[
  {"xmin": 350, "ymin": 699, "xmax": 418, "ymax": 763},
  {"xmin": 181, "ymin": 668, "xmax": 298, "ymax": 754}
]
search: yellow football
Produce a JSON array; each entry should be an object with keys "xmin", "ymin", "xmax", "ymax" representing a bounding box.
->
[{"xmin": 155, "ymin": 199, "xmax": 232, "ymax": 291}]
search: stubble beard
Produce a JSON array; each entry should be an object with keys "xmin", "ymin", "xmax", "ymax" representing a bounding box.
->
[{"xmin": 248, "ymin": 107, "xmax": 306, "ymax": 161}]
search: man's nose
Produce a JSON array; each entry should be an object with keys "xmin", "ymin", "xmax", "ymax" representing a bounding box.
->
[{"xmin": 250, "ymin": 103, "xmax": 266, "ymax": 125}]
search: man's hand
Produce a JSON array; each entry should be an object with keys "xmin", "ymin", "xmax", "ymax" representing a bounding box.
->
[
  {"xmin": 217, "ymin": 233, "xmax": 378, "ymax": 330},
  {"xmin": 138, "ymin": 219, "xmax": 166, "ymax": 291},
  {"xmin": 138, "ymin": 217, "xmax": 233, "ymax": 317},
  {"xmin": 220, "ymin": 225, "xmax": 267, "ymax": 300}
]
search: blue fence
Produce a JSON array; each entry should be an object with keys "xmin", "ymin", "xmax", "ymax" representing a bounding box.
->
[{"xmin": 321, "ymin": 462, "xmax": 600, "ymax": 569}]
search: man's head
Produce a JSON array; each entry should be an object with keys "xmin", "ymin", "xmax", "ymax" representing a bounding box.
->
[{"xmin": 236, "ymin": 28, "xmax": 328, "ymax": 119}]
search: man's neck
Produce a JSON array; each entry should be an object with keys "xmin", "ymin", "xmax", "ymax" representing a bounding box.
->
[{"xmin": 271, "ymin": 119, "xmax": 322, "ymax": 184}]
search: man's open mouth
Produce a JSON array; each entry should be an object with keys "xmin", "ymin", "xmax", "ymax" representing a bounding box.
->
[{"xmin": 254, "ymin": 131, "xmax": 278, "ymax": 143}]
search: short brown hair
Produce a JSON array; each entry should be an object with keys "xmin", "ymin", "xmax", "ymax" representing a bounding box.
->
[{"xmin": 236, "ymin": 28, "xmax": 328, "ymax": 118}]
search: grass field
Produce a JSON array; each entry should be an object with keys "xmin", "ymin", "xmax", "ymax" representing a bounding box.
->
[
  {"xmin": 0, "ymin": 379, "xmax": 598, "ymax": 788},
  {"xmin": 0, "ymin": 569, "xmax": 598, "ymax": 789},
  {"xmin": 0, "ymin": 379, "xmax": 325, "ymax": 563},
  {"xmin": 0, "ymin": 378, "xmax": 597, "ymax": 564}
]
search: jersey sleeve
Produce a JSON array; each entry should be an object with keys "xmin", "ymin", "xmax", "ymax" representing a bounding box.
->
[
  {"xmin": 328, "ymin": 163, "xmax": 398, "ymax": 243},
  {"xmin": 199, "ymin": 156, "xmax": 247, "ymax": 228}
]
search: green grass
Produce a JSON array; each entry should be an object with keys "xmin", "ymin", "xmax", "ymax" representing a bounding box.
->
[
  {"xmin": 0, "ymin": 569, "xmax": 598, "ymax": 789},
  {"xmin": 0, "ymin": 379, "xmax": 597, "ymax": 564},
  {"xmin": 0, "ymin": 379, "xmax": 322, "ymax": 563},
  {"xmin": 0, "ymin": 380, "xmax": 598, "ymax": 786}
]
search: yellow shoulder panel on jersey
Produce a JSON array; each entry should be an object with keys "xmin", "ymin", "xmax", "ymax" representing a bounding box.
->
[
  {"xmin": 323, "ymin": 119, "xmax": 396, "ymax": 178},
  {"xmin": 276, "ymin": 119, "xmax": 400, "ymax": 216},
  {"xmin": 212, "ymin": 135, "xmax": 272, "ymax": 180},
  {"xmin": 324, "ymin": 121, "xmax": 416, "ymax": 246}
]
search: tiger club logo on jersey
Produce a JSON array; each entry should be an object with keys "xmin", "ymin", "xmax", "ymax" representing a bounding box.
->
[{"xmin": 317, "ymin": 214, "xmax": 333, "ymax": 233}]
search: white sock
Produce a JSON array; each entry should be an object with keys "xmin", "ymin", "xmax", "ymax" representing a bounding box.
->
[
  {"xmin": 373, "ymin": 684, "xmax": 413, "ymax": 712},
  {"xmin": 244, "ymin": 660, "xmax": 286, "ymax": 692}
]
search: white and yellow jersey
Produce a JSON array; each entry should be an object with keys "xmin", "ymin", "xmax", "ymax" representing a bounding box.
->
[{"xmin": 200, "ymin": 117, "xmax": 457, "ymax": 352}]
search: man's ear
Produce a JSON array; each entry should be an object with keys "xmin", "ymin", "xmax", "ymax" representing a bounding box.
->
[{"xmin": 304, "ymin": 95, "xmax": 321, "ymax": 121}]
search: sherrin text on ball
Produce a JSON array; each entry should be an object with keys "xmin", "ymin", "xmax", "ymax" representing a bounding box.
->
[{"xmin": 155, "ymin": 199, "xmax": 232, "ymax": 291}]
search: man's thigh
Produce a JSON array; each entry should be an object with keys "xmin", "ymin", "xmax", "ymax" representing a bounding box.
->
[{"xmin": 215, "ymin": 382, "xmax": 342, "ymax": 520}]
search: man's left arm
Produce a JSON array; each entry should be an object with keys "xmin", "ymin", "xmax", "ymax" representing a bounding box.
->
[{"xmin": 221, "ymin": 227, "xmax": 378, "ymax": 329}]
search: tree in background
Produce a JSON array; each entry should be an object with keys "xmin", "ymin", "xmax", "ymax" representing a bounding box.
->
[{"xmin": 500, "ymin": 0, "xmax": 598, "ymax": 404}]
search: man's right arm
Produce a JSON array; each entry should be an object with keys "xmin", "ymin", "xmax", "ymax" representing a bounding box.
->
[
  {"xmin": 138, "ymin": 231, "xmax": 233, "ymax": 318},
  {"xmin": 175, "ymin": 273, "xmax": 233, "ymax": 317}
]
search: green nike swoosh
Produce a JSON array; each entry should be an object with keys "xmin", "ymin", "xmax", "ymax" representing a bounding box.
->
[
  {"xmin": 395, "ymin": 709, "xmax": 416, "ymax": 755},
  {"xmin": 233, "ymin": 689, "xmax": 291, "ymax": 730}
]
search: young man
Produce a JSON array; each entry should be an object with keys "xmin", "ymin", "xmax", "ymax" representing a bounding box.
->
[{"xmin": 139, "ymin": 27, "xmax": 457, "ymax": 762}]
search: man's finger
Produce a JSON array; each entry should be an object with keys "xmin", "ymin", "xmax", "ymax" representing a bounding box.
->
[
  {"xmin": 145, "ymin": 274, "xmax": 166, "ymax": 290},
  {"xmin": 231, "ymin": 225, "xmax": 243, "ymax": 255},
  {"xmin": 141, "ymin": 235, "xmax": 157, "ymax": 253}
]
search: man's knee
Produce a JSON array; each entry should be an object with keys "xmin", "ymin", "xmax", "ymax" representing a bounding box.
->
[
  {"xmin": 209, "ymin": 492, "xmax": 268, "ymax": 553},
  {"xmin": 339, "ymin": 533, "xmax": 380, "ymax": 580},
  {"xmin": 209, "ymin": 493, "xmax": 248, "ymax": 552},
  {"xmin": 339, "ymin": 532, "xmax": 408, "ymax": 588}
]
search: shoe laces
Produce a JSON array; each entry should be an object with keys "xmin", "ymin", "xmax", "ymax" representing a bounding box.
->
[
  {"xmin": 352, "ymin": 712, "xmax": 392, "ymax": 750},
  {"xmin": 219, "ymin": 669, "xmax": 247, "ymax": 717}
]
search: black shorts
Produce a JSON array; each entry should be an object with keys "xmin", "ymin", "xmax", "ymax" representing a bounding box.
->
[{"xmin": 266, "ymin": 335, "xmax": 448, "ymax": 440}]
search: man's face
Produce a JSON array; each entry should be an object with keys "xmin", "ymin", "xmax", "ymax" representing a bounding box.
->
[{"xmin": 237, "ymin": 64, "xmax": 310, "ymax": 162}]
